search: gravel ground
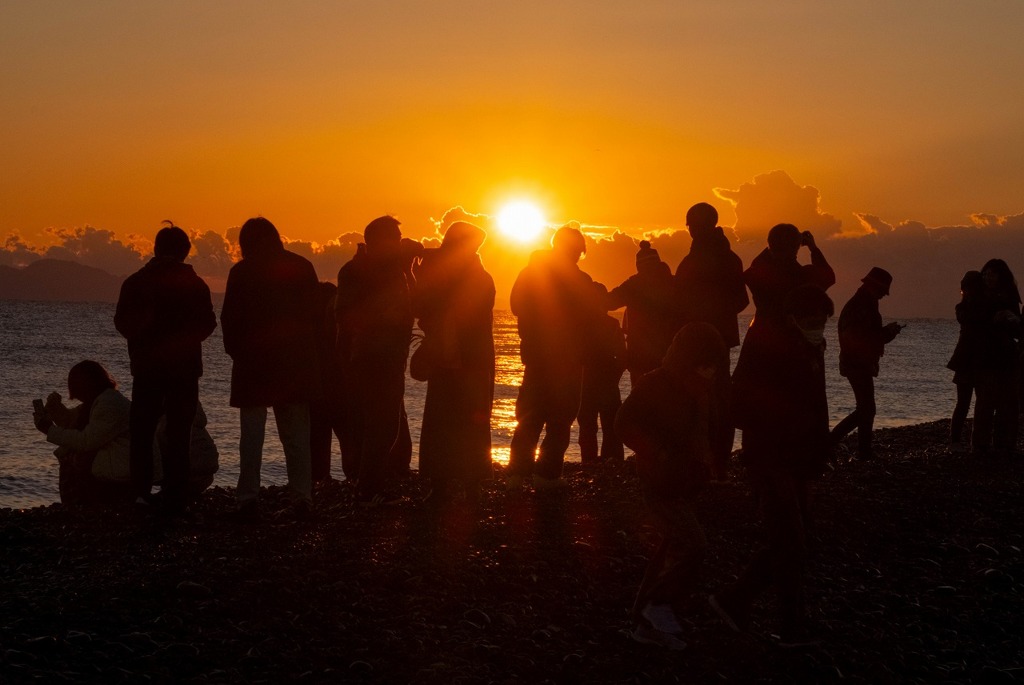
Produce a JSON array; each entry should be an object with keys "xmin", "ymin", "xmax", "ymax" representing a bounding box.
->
[{"xmin": 1, "ymin": 420, "xmax": 1022, "ymax": 684}]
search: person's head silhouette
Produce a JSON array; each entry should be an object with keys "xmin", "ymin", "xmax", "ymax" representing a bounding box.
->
[
  {"xmin": 239, "ymin": 217, "xmax": 284, "ymax": 259},
  {"xmin": 442, "ymin": 221, "xmax": 486, "ymax": 256},
  {"xmin": 767, "ymin": 223, "xmax": 802, "ymax": 260},
  {"xmin": 154, "ymin": 221, "xmax": 191, "ymax": 262},
  {"xmin": 861, "ymin": 267, "xmax": 893, "ymax": 299},
  {"xmin": 67, "ymin": 360, "xmax": 117, "ymax": 403},
  {"xmin": 552, "ymin": 225, "xmax": 586, "ymax": 264},
  {"xmin": 364, "ymin": 215, "xmax": 402, "ymax": 258},
  {"xmin": 686, "ymin": 203, "xmax": 718, "ymax": 241}
]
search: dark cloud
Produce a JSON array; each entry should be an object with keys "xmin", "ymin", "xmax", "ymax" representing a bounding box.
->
[
  {"xmin": 3, "ymin": 225, "xmax": 149, "ymax": 276},
  {"xmin": 0, "ymin": 234, "xmax": 44, "ymax": 267},
  {"xmin": 715, "ymin": 170, "xmax": 842, "ymax": 241},
  {"xmin": 821, "ymin": 211, "xmax": 1024, "ymax": 318}
]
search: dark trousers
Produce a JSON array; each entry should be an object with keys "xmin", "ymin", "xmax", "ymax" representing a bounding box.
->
[
  {"xmin": 509, "ymin": 360, "xmax": 582, "ymax": 480},
  {"xmin": 577, "ymin": 365, "xmax": 623, "ymax": 463},
  {"xmin": 352, "ymin": 361, "xmax": 406, "ymax": 498},
  {"xmin": 310, "ymin": 399, "xmax": 344, "ymax": 483},
  {"xmin": 831, "ymin": 371, "xmax": 876, "ymax": 455},
  {"xmin": 973, "ymin": 365, "xmax": 1020, "ymax": 453},
  {"xmin": 950, "ymin": 380, "xmax": 974, "ymax": 444},
  {"xmin": 710, "ymin": 363, "xmax": 734, "ymax": 478},
  {"xmin": 129, "ymin": 375, "xmax": 198, "ymax": 508},
  {"xmin": 728, "ymin": 470, "xmax": 809, "ymax": 629},
  {"xmin": 631, "ymin": 497, "xmax": 706, "ymax": 620}
]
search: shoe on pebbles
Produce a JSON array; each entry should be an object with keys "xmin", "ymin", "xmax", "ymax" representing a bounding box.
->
[
  {"xmin": 630, "ymin": 622, "xmax": 687, "ymax": 651},
  {"xmin": 641, "ymin": 603, "xmax": 684, "ymax": 635}
]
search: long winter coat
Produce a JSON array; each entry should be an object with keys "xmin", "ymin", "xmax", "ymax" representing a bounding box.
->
[
  {"xmin": 736, "ymin": 246, "xmax": 835, "ymax": 391},
  {"xmin": 413, "ymin": 249, "xmax": 495, "ymax": 482},
  {"xmin": 947, "ymin": 295, "xmax": 987, "ymax": 382},
  {"xmin": 675, "ymin": 228, "xmax": 749, "ymax": 348},
  {"xmin": 837, "ymin": 287, "xmax": 898, "ymax": 378},
  {"xmin": 114, "ymin": 257, "xmax": 216, "ymax": 379},
  {"xmin": 221, "ymin": 248, "xmax": 320, "ymax": 407},
  {"xmin": 335, "ymin": 247, "xmax": 414, "ymax": 371},
  {"xmin": 732, "ymin": 321, "xmax": 830, "ymax": 478},
  {"xmin": 510, "ymin": 250, "xmax": 598, "ymax": 368}
]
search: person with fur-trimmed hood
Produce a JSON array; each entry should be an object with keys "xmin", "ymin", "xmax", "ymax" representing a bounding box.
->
[{"xmin": 616, "ymin": 322, "xmax": 728, "ymax": 650}]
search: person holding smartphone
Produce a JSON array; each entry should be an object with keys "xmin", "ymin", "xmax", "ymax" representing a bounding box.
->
[{"xmin": 32, "ymin": 360, "xmax": 133, "ymax": 505}]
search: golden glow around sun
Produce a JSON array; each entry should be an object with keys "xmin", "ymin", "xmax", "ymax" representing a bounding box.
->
[{"xmin": 497, "ymin": 200, "xmax": 546, "ymax": 243}]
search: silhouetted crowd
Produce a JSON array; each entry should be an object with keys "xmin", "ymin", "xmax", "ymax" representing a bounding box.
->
[{"xmin": 30, "ymin": 205, "xmax": 1022, "ymax": 651}]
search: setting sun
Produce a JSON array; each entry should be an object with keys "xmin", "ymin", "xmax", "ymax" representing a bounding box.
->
[{"xmin": 497, "ymin": 201, "xmax": 546, "ymax": 243}]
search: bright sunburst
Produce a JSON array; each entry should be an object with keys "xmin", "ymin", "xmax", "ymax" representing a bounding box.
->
[{"xmin": 497, "ymin": 200, "xmax": 546, "ymax": 243}]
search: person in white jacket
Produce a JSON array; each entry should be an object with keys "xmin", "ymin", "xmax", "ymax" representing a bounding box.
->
[
  {"xmin": 34, "ymin": 360, "xmax": 133, "ymax": 505},
  {"xmin": 33, "ymin": 360, "xmax": 219, "ymax": 506}
]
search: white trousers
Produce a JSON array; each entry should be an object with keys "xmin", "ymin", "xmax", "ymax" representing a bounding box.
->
[{"xmin": 237, "ymin": 404, "xmax": 312, "ymax": 504}]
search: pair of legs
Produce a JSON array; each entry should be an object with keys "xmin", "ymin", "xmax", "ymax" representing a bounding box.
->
[
  {"xmin": 577, "ymin": 365, "xmax": 623, "ymax": 464},
  {"xmin": 310, "ymin": 398, "xmax": 344, "ymax": 483},
  {"xmin": 830, "ymin": 371, "xmax": 875, "ymax": 458},
  {"xmin": 350, "ymin": 362, "xmax": 407, "ymax": 501},
  {"xmin": 710, "ymin": 357, "xmax": 734, "ymax": 479},
  {"xmin": 129, "ymin": 375, "xmax": 199, "ymax": 511},
  {"xmin": 237, "ymin": 403, "xmax": 312, "ymax": 505},
  {"xmin": 716, "ymin": 467, "xmax": 810, "ymax": 634},
  {"xmin": 973, "ymin": 366, "xmax": 1020, "ymax": 454},
  {"xmin": 631, "ymin": 497, "xmax": 706, "ymax": 623},
  {"xmin": 509, "ymin": 360, "xmax": 582, "ymax": 481},
  {"xmin": 949, "ymin": 379, "xmax": 974, "ymax": 446}
]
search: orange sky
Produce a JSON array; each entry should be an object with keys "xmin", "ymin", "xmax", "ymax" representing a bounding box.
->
[{"xmin": 3, "ymin": 2, "xmax": 1024, "ymax": 316}]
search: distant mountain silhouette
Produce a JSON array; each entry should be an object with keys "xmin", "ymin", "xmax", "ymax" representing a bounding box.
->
[{"xmin": 0, "ymin": 259, "xmax": 123, "ymax": 302}]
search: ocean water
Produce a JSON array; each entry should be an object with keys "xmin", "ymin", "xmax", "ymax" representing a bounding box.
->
[{"xmin": 0, "ymin": 300, "xmax": 958, "ymax": 509}]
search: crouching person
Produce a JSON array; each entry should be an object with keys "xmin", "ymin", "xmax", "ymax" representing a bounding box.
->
[
  {"xmin": 34, "ymin": 360, "xmax": 220, "ymax": 507},
  {"xmin": 616, "ymin": 322, "xmax": 727, "ymax": 650}
]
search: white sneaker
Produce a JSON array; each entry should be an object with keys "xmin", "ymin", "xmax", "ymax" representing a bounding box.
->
[
  {"xmin": 631, "ymin": 622, "xmax": 687, "ymax": 650},
  {"xmin": 641, "ymin": 602, "xmax": 684, "ymax": 635}
]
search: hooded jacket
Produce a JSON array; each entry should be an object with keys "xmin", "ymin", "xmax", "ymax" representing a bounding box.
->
[
  {"xmin": 114, "ymin": 257, "xmax": 216, "ymax": 379},
  {"xmin": 675, "ymin": 227, "xmax": 749, "ymax": 348}
]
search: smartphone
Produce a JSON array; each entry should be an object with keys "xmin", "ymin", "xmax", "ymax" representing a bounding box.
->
[{"xmin": 32, "ymin": 398, "xmax": 44, "ymax": 413}]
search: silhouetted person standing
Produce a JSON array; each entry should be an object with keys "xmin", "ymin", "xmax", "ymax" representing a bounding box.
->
[
  {"xmin": 577, "ymin": 282, "xmax": 626, "ymax": 465},
  {"xmin": 115, "ymin": 223, "xmax": 216, "ymax": 514},
  {"xmin": 736, "ymin": 223, "xmax": 835, "ymax": 419},
  {"xmin": 413, "ymin": 221, "xmax": 495, "ymax": 506},
  {"xmin": 946, "ymin": 271, "xmax": 985, "ymax": 452},
  {"xmin": 221, "ymin": 217, "xmax": 319, "ymax": 518},
  {"xmin": 830, "ymin": 268, "xmax": 903, "ymax": 461},
  {"xmin": 508, "ymin": 225, "xmax": 599, "ymax": 492},
  {"xmin": 972, "ymin": 259, "xmax": 1021, "ymax": 457},
  {"xmin": 608, "ymin": 241, "xmax": 679, "ymax": 386},
  {"xmin": 675, "ymin": 202, "xmax": 749, "ymax": 479},
  {"xmin": 336, "ymin": 216, "xmax": 414, "ymax": 506},
  {"xmin": 616, "ymin": 323, "xmax": 727, "ymax": 650},
  {"xmin": 712, "ymin": 285, "xmax": 834, "ymax": 649}
]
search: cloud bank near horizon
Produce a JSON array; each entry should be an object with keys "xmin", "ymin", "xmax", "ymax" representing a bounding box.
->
[{"xmin": 4, "ymin": 171, "xmax": 1024, "ymax": 318}]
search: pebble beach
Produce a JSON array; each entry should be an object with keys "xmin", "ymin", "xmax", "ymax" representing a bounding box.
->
[{"xmin": 1, "ymin": 420, "xmax": 1021, "ymax": 684}]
